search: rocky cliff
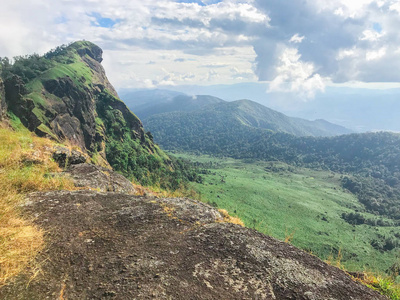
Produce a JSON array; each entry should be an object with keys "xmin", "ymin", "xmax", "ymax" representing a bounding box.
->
[
  {"xmin": 0, "ymin": 183, "xmax": 386, "ymax": 299},
  {"xmin": 1, "ymin": 42, "xmax": 173, "ymax": 185},
  {"xmin": 3, "ymin": 42, "xmax": 132, "ymax": 155}
]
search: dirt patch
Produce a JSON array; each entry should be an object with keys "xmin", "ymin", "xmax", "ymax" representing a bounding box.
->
[{"xmin": 0, "ymin": 191, "xmax": 387, "ymax": 299}]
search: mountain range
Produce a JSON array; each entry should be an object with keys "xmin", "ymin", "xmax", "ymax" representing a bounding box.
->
[
  {"xmin": 132, "ymin": 82, "xmax": 400, "ymax": 132},
  {"xmin": 121, "ymin": 89, "xmax": 352, "ymax": 137}
]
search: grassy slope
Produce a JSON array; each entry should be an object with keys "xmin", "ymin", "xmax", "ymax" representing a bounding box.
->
[
  {"xmin": 176, "ymin": 153, "xmax": 399, "ymax": 274},
  {"xmin": 0, "ymin": 119, "xmax": 75, "ymax": 286}
]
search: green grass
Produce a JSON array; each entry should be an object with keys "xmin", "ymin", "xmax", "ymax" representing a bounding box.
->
[
  {"xmin": 41, "ymin": 61, "xmax": 93, "ymax": 87},
  {"xmin": 175, "ymin": 152, "xmax": 400, "ymax": 274}
]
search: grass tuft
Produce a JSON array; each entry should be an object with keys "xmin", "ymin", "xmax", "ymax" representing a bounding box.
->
[
  {"xmin": 0, "ymin": 125, "xmax": 74, "ymax": 286},
  {"xmin": 355, "ymin": 273, "xmax": 400, "ymax": 300},
  {"xmin": 218, "ymin": 209, "xmax": 245, "ymax": 227}
]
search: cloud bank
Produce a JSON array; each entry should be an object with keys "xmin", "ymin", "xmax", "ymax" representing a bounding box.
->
[{"xmin": 1, "ymin": 0, "xmax": 400, "ymax": 96}]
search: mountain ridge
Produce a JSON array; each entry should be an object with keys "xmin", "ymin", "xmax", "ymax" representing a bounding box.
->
[{"xmin": 121, "ymin": 89, "xmax": 352, "ymax": 137}]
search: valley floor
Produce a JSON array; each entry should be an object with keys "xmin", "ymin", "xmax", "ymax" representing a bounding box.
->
[{"xmin": 175, "ymin": 152, "xmax": 400, "ymax": 275}]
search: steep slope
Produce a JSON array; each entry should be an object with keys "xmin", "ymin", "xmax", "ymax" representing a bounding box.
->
[
  {"xmin": 0, "ymin": 189, "xmax": 386, "ymax": 299},
  {"xmin": 0, "ymin": 41, "xmax": 181, "ymax": 187}
]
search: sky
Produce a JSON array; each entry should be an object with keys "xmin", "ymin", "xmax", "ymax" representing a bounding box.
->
[{"xmin": 1, "ymin": 0, "xmax": 400, "ymax": 99}]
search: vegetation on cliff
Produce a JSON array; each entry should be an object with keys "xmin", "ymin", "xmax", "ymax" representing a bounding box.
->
[{"xmin": 0, "ymin": 41, "xmax": 198, "ymax": 190}]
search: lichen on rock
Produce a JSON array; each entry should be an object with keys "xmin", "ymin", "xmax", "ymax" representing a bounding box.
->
[{"xmin": 0, "ymin": 191, "xmax": 387, "ymax": 299}]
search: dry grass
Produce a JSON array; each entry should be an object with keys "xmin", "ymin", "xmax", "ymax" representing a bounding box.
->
[
  {"xmin": 0, "ymin": 126, "xmax": 75, "ymax": 286},
  {"xmin": 325, "ymin": 248, "xmax": 344, "ymax": 270},
  {"xmin": 324, "ymin": 248, "xmax": 400, "ymax": 299},
  {"xmin": 284, "ymin": 228, "xmax": 297, "ymax": 244},
  {"xmin": 354, "ymin": 272, "xmax": 400, "ymax": 300},
  {"xmin": 217, "ymin": 209, "xmax": 245, "ymax": 227}
]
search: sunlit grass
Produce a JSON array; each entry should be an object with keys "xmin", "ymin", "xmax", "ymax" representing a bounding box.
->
[
  {"xmin": 176, "ymin": 152, "xmax": 400, "ymax": 274},
  {"xmin": 0, "ymin": 125, "xmax": 74, "ymax": 286}
]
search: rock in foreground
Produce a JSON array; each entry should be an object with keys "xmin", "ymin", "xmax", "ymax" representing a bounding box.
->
[
  {"xmin": 0, "ymin": 191, "xmax": 385, "ymax": 300},
  {"xmin": 66, "ymin": 163, "xmax": 136, "ymax": 194}
]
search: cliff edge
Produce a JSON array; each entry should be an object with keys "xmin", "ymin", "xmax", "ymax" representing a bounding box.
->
[{"xmin": 0, "ymin": 187, "xmax": 386, "ymax": 299}]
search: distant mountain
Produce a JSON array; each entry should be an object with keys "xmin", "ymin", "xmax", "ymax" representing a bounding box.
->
[
  {"xmin": 120, "ymin": 90, "xmax": 225, "ymax": 119},
  {"xmin": 121, "ymin": 89, "xmax": 351, "ymax": 137},
  {"xmin": 159, "ymin": 83, "xmax": 400, "ymax": 132},
  {"xmin": 206, "ymin": 99, "xmax": 352, "ymax": 137}
]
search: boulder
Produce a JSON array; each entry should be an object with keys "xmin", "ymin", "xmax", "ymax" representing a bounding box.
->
[
  {"xmin": 66, "ymin": 163, "xmax": 136, "ymax": 194},
  {"xmin": 52, "ymin": 146, "xmax": 87, "ymax": 167}
]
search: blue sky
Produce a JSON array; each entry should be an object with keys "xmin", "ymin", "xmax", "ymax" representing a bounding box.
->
[
  {"xmin": 1, "ymin": 0, "xmax": 400, "ymax": 98},
  {"xmin": 90, "ymin": 13, "xmax": 120, "ymax": 28}
]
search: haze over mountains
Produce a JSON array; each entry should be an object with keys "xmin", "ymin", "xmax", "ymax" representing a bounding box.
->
[
  {"xmin": 120, "ymin": 89, "xmax": 352, "ymax": 137},
  {"xmin": 121, "ymin": 83, "xmax": 400, "ymax": 133}
]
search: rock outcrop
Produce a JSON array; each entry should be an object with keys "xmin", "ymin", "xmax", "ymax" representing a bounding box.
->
[
  {"xmin": 52, "ymin": 146, "xmax": 88, "ymax": 167},
  {"xmin": 1, "ymin": 41, "xmax": 171, "ymax": 185},
  {"xmin": 66, "ymin": 163, "xmax": 136, "ymax": 194},
  {"xmin": 0, "ymin": 190, "xmax": 386, "ymax": 299},
  {"xmin": 2, "ymin": 41, "xmax": 146, "ymax": 157}
]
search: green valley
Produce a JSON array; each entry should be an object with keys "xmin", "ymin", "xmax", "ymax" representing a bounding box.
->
[{"xmin": 175, "ymin": 152, "xmax": 400, "ymax": 274}]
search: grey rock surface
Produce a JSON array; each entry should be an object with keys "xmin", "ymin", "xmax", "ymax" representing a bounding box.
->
[
  {"xmin": 0, "ymin": 191, "xmax": 387, "ymax": 300},
  {"xmin": 52, "ymin": 146, "xmax": 88, "ymax": 167},
  {"xmin": 66, "ymin": 163, "xmax": 136, "ymax": 194}
]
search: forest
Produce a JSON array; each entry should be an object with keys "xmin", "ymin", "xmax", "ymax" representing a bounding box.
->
[{"xmin": 145, "ymin": 111, "xmax": 400, "ymax": 219}]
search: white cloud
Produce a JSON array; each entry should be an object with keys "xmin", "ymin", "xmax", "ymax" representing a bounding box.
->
[
  {"xmin": 366, "ymin": 47, "xmax": 387, "ymax": 61},
  {"xmin": 360, "ymin": 29, "xmax": 384, "ymax": 42},
  {"xmin": 289, "ymin": 34, "xmax": 305, "ymax": 44},
  {"xmin": 254, "ymin": 0, "xmax": 400, "ymax": 90},
  {"xmin": 1, "ymin": 0, "xmax": 400, "ymax": 94},
  {"xmin": 389, "ymin": 1, "xmax": 400, "ymax": 13},
  {"xmin": 230, "ymin": 66, "xmax": 257, "ymax": 80},
  {"xmin": 268, "ymin": 48, "xmax": 328, "ymax": 98}
]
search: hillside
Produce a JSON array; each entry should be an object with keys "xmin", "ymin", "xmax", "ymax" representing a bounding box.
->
[
  {"xmin": 177, "ymin": 153, "xmax": 400, "ymax": 274},
  {"xmin": 145, "ymin": 109, "xmax": 400, "ymax": 220},
  {"xmin": 0, "ymin": 41, "xmax": 198, "ymax": 189},
  {"xmin": 121, "ymin": 90, "xmax": 225, "ymax": 120},
  {"xmin": 136, "ymin": 92, "xmax": 351, "ymax": 137}
]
